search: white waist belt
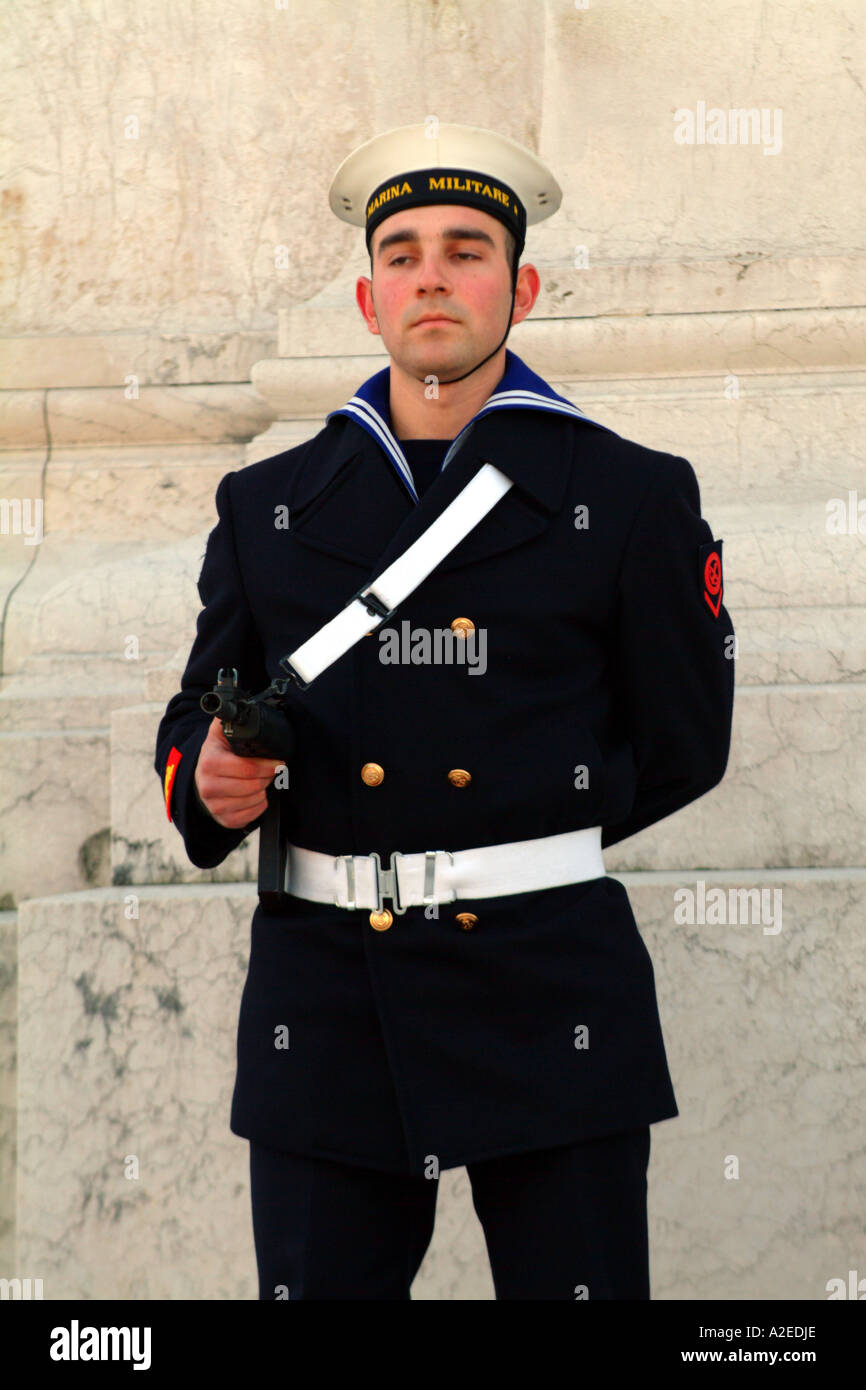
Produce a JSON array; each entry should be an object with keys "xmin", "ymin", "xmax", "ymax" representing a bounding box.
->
[{"xmin": 284, "ymin": 826, "xmax": 605, "ymax": 914}]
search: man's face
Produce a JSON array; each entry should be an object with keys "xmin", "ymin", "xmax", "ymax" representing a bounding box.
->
[{"xmin": 356, "ymin": 203, "xmax": 518, "ymax": 381}]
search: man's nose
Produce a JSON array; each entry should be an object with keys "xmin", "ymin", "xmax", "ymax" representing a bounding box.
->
[{"xmin": 414, "ymin": 252, "xmax": 451, "ymax": 290}]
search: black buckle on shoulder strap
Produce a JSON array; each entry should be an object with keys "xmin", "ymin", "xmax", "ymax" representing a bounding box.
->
[
  {"xmin": 349, "ymin": 585, "xmax": 393, "ymax": 621},
  {"xmin": 277, "ymin": 657, "xmax": 311, "ymax": 691}
]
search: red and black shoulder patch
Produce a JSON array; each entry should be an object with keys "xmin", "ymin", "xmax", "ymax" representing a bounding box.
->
[{"xmin": 699, "ymin": 540, "xmax": 724, "ymax": 617}]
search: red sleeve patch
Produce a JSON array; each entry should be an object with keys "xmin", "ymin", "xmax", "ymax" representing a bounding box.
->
[
  {"xmin": 699, "ymin": 540, "xmax": 724, "ymax": 618},
  {"xmin": 164, "ymin": 746, "xmax": 183, "ymax": 821}
]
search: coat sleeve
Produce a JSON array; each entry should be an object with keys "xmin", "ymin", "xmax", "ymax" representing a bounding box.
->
[
  {"xmin": 601, "ymin": 453, "xmax": 735, "ymax": 850},
  {"xmin": 154, "ymin": 470, "xmax": 272, "ymax": 869}
]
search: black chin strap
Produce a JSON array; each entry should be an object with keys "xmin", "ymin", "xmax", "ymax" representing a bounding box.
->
[{"xmin": 430, "ymin": 267, "xmax": 519, "ymax": 385}]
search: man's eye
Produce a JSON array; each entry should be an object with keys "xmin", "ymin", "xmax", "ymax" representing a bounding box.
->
[{"xmin": 387, "ymin": 251, "xmax": 480, "ymax": 265}]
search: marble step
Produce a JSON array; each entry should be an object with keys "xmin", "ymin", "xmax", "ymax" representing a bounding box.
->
[
  {"xmin": 3, "ymin": 633, "xmax": 865, "ymax": 906},
  {"xmin": 11, "ymin": 867, "xmax": 866, "ymax": 1299},
  {"xmin": 699, "ymin": 500, "xmax": 866, "ymax": 612},
  {"xmin": 2, "ymin": 672, "xmax": 864, "ymax": 908},
  {"xmin": 0, "ymin": 530, "xmax": 208, "ymax": 676},
  {"xmin": 0, "ymin": 908, "xmax": 14, "ymax": 1273},
  {"xmin": 247, "ymin": 356, "xmax": 866, "ymax": 503},
  {"xmin": 114, "ymin": 684, "xmax": 866, "ymax": 890},
  {"xmin": 0, "ymin": 654, "xmax": 178, "ymax": 731},
  {"xmin": 2, "ymin": 496, "xmax": 864, "ymax": 689},
  {"xmin": 605, "ymin": 681, "xmax": 866, "ymax": 874},
  {"xmin": 0, "ymin": 598, "xmax": 863, "ymax": 738},
  {"xmin": 732, "ymin": 607, "xmax": 866, "ymax": 685}
]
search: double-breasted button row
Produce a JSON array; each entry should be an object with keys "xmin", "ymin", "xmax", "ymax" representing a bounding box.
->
[
  {"xmin": 368, "ymin": 908, "xmax": 479, "ymax": 930},
  {"xmin": 361, "ymin": 763, "xmax": 472, "ymax": 787},
  {"xmin": 360, "ymin": 601, "xmax": 475, "ymax": 928}
]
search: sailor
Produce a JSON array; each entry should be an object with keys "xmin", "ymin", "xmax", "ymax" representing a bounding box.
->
[{"xmin": 155, "ymin": 122, "xmax": 735, "ymax": 1300}]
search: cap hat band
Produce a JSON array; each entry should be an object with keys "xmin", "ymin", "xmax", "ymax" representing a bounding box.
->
[{"xmin": 364, "ymin": 166, "xmax": 527, "ymax": 258}]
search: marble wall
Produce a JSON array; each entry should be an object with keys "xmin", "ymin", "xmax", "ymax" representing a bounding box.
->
[{"xmin": 1, "ymin": 0, "xmax": 864, "ymax": 1300}]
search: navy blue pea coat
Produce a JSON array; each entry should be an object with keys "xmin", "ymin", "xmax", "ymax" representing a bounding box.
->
[{"xmin": 154, "ymin": 350, "xmax": 735, "ymax": 1176}]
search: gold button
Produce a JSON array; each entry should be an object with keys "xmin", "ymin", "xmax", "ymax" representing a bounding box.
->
[
  {"xmin": 450, "ymin": 617, "xmax": 475, "ymax": 637},
  {"xmin": 448, "ymin": 768, "xmax": 471, "ymax": 787},
  {"xmin": 361, "ymin": 762, "xmax": 384, "ymax": 786},
  {"xmin": 456, "ymin": 912, "xmax": 478, "ymax": 931},
  {"xmin": 369, "ymin": 909, "xmax": 393, "ymax": 931}
]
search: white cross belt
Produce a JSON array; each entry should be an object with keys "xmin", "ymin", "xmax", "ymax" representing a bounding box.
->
[{"xmin": 281, "ymin": 462, "xmax": 513, "ymax": 688}]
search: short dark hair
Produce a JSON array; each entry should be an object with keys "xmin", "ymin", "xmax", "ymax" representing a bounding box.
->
[{"xmin": 369, "ymin": 222, "xmax": 518, "ymax": 280}]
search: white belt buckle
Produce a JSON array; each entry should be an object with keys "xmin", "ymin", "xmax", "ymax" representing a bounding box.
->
[
  {"xmin": 335, "ymin": 848, "xmax": 455, "ymax": 913},
  {"xmin": 372, "ymin": 850, "xmax": 409, "ymax": 915},
  {"xmin": 369, "ymin": 850, "xmax": 408, "ymax": 917},
  {"xmin": 336, "ymin": 851, "xmax": 409, "ymax": 914}
]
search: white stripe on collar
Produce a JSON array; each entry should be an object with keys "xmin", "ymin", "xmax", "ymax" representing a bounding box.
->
[
  {"xmin": 329, "ymin": 352, "xmax": 613, "ymax": 503},
  {"xmin": 340, "ymin": 398, "xmax": 416, "ymax": 496}
]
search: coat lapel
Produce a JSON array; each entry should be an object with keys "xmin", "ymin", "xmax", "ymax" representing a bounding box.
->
[{"xmin": 361, "ymin": 407, "xmax": 577, "ymax": 581}]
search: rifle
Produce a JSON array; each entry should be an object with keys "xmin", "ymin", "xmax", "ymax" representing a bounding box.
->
[{"xmin": 200, "ymin": 667, "xmax": 295, "ymax": 913}]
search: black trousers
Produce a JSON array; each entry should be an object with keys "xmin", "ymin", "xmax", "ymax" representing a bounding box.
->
[{"xmin": 249, "ymin": 1126, "xmax": 651, "ymax": 1300}]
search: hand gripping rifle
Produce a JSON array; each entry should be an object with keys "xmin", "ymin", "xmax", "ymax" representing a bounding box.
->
[{"xmin": 200, "ymin": 667, "xmax": 296, "ymax": 913}]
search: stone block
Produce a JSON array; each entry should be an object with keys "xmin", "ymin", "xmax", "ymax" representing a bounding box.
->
[
  {"xmin": 14, "ymin": 869, "xmax": 866, "ymax": 1299},
  {"xmin": 0, "ymin": 731, "xmax": 109, "ymax": 907}
]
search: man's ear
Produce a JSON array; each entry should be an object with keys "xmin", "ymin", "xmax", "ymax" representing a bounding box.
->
[
  {"xmin": 355, "ymin": 275, "xmax": 380, "ymax": 336},
  {"xmin": 511, "ymin": 263, "xmax": 541, "ymax": 327}
]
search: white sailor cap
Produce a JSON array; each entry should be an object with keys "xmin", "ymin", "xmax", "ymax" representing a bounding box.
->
[{"xmin": 328, "ymin": 122, "xmax": 562, "ymax": 262}]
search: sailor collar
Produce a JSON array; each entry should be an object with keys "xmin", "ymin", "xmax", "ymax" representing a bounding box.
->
[{"xmin": 324, "ymin": 348, "xmax": 615, "ymax": 510}]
